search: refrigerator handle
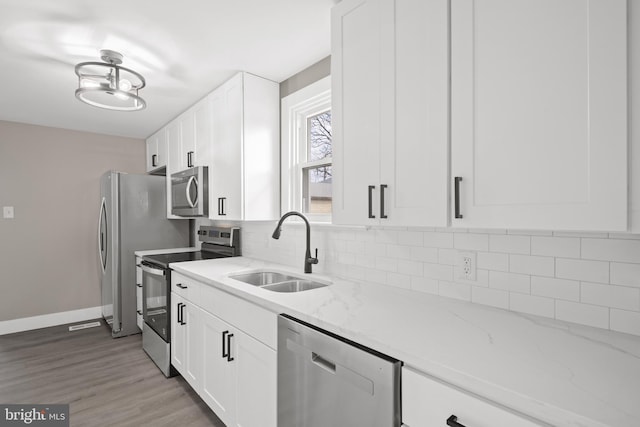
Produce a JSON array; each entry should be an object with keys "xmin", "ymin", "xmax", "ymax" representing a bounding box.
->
[{"xmin": 98, "ymin": 197, "xmax": 107, "ymax": 273}]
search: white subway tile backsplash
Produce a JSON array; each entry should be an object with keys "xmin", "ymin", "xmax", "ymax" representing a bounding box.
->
[
  {"xmin": 386, "ymin": 272, "xmax": 411, "ymax": 289},
  {"xmin": 410, "ymin": 246, "xmax": 439, "ymax": 263},
  {"xmin": 472, "ymin": 287, "xmax": 509, "ymax": 309},
  {"xmin": 240, "ymin": 222, "xmax": 640, "ymax": 337},
  {"xmin": 411, "ymin": 277, "xmax": 439, "ymax": 295},
  {"xmin": 531, "ymin": 277, "xmax": 579, "ymax": 301},
  {"xmin": 454, "ymin": 233, "xmax": 489, "ymax": 251},
  {"xmin": 375, "ymin": 229, "xmax": 399, "ymax": 244},
  {"xmin": 397, "ymin": 259, "xmax": 423, "ymax": 276},
  {"xmin": 610, "ymin": 263, "xmax": 640, "ymax": 288},
  {"xmin": 509, "ymin": 293, "xmax": 555, "ymax": 318},
  {"xmin": 581, "ymin": 238, "xmax": 640, "ymax": 263},
  {"xmin": 510, "ymin": 254, "xmax": 555, "ymax": 277},
  {"xmin": 489, "ymin": 235, "xmax": 530, "ymax": 254},
  {"xmin": 556, "ymin": 301, "xmax": 609, "ymax": 329},
  {"xmin": 489, "ymin": 271, "xmax": 530, "ymax": 294},
  {"xmin": 437, "ymin": 248, "xmax": 457, "ymax": 265},
  {"xmin": 580, "ymin": 282, "xmax": 640, "ymax": 311},
  {"xmin": 477, "ymin": 252, "xmax": 509, "ymax": 272},
  {"xmin": 397, "ymin": 230, "xmax": 424, "ymax": 246},
  {"xmin": 610, "ymin": 309, "xmax": 640, "ymax": 335},
  {"xmin": 438, "ymin": 281, "xmax": 471, "ymax": 302},
  {"xmin": 531, "ymin": 237, "xmax": 581, "ymax": 258},
  {"xmin": 424, "ymin": 263, "xmax": 454, "ymax": 281},
  {"xmin": 423, "ymin": 232, "xmax": 454, "ymax": 248},
  {"xmin": 375, "ymin": 256, "xmax": 398, "ymax": 272},
  {"xmin": 555, "ymin": 258, "xmax": 609, "ymax": 284}
]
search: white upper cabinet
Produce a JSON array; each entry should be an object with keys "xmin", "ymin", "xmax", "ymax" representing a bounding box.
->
[
  {"xmin": 145, "ymin": 129, "xmax": 167, "ymax": 173},
  {"xmin": 208, "ymin": 72, "xmax": 280, "ymax": 221},
  {"xmin": 332, "ymin": 0, "xmax": 449, "ymax": 227},
  {"xmin": 451, "ymin": 0, "xmax": 628, "ymax": 231}
]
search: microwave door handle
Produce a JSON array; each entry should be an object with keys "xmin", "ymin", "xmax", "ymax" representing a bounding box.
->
[{"xmin": 186, "ymin": 176, "xmax": 196, "ymax": 208}]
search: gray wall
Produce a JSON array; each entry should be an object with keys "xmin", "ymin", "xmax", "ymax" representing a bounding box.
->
[
  {"xmin": 280, "ymin": 56, "xmax": 330, "ymax": 99},
  {"xmin": 0, "ymin": 120, "xmax": 145, "ymax": 321}
]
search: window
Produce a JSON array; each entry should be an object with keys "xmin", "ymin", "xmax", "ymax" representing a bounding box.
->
[{"xmin": 281, "ymin": 76, "xmax": 331, "ymax": 221}]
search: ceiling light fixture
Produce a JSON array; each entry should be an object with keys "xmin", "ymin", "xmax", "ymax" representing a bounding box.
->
[{"xmin": 75, "ymin": 49, "xmax": 146, "ymax": 111}]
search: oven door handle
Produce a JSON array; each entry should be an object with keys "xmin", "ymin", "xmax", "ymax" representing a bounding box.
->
[{"xmin": 140, "ymin": 262, "xmax": 166, "ymax": 277}]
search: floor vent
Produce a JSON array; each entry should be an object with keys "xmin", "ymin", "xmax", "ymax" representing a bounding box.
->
[{"xmin": 69, "ymin": 321, "xmax": 101, "ymax": 332}]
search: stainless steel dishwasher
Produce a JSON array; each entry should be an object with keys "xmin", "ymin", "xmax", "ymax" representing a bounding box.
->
[{"xmin": 278, "ymin": 314, "xmax": 401, "ymax": 427}]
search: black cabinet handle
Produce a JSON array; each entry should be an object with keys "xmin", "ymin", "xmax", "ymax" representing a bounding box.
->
[
  {"xmin": 177, "ymin": 303, "xmax": 183, "ymax": 325},
  {"xmin": 218, "ymin": 197, "xmax": 226, "ymax": 216},
  {"xmin": 176, "ymin": 283, "xmax": 187, "ymax": 289},
  {"xmin": 368, "ymin": 185, "xmax": 376, "ymax": 218},
  {"xmin": 222, "ymin": 330, "xmax": 229, "ymax": 358},
  {"xmin": 226, "ymin": 333, "xmax": 234, "ymax": 362},
  {"xmin": 380, "ymin": 184, "xmax": 388, "ymax": 219},
  {"xmin": 180, "ymin": 303, "xmax": 186, "ymax": 325},
  {"xmin": 447, "ymin": 415, "xmax": 466, "ymax": 427},
  {"xmin": 136, "ymin": 310, "xmax": 142, "ymax": 315},
  {"xmin": 152, "ymin": 154, "xmax": 158, "ymax": 167},
  {"xmin": 187, "ymin": 151, "xmax": 194, "ymax": 168},
  {"xmin": 454, "ymin": 177, "xmax": 463, "ymax": 219},
  {"xmin": 136, "ymin": 283, "xmax": 142, "ymax": 288}
]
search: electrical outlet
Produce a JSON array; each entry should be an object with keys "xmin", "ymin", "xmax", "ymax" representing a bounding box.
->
[
  {"xmin": 456, "ymin": 251, "xmax": 476, "ymax": 281},
  {"xmin": 3, "ymin": 206, "xmax": 14, "ymax": 219}
]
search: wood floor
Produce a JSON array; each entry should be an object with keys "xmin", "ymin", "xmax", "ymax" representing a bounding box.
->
[{"xmin": 0, "ymin": 321, "xmax": 225, "ymax": 427}]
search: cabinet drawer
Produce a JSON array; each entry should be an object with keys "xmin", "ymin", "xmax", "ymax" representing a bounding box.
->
[
  {"xmin": 172, "ymin": 272, "xmax": 202, "ymax": 302},
  {"xmin": 199, "ymin": 284, "xmax": 277, "ymax": 350},
  {"xmin": 402, "ymin": 367, "xmax": 542, "ymax": 427}
]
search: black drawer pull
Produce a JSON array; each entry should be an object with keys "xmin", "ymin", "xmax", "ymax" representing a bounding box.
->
[
  {"xmin": 454, "ymin": 177, "xmax": 463, "ymax": 219},
  {"xmin": 368, "ymin": 185, "xmax": 376, "ymax": 218},
  {"xmin": 152, "ymin": 154, "xmax": 158, "ymax": 167},
  {"xmin": 447, "ymin": 415, "xmax": 466, "ymax": 427},
  {"xmin": 222, "ymin": 330, "xmax": 229, "ymax": 358},
  {"xmin": 136, "ymin": 310, "xmax": 142, "ymax": 315},
  {"xmin": 226, "ymin": 333, "xmax": 234, "ymax": 362},
  {"xmin": 176, "ymin": 283, "xmax": 188, "ymax": 289},
  {"xmin": 380, "ymin": 184, "xmax": 388, "ymax": 219}
]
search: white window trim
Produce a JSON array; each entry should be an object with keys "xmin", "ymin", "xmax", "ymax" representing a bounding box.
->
[{"xmin": 281, "ymin": 76, "xmax": 332, "ymax": 222}]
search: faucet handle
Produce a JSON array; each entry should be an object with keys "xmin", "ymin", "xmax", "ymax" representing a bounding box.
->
[{"xmin": 311, "ymin": 248, "xmax": 319, "ymax": 264}]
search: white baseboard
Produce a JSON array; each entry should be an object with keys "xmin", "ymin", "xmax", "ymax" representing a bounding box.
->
[{"xmin": 0, "ymin": 306, "xmax": 103, "ymax": 336}]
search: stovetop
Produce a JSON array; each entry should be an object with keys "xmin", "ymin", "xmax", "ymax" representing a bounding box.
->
[{"xmin": 142, "ymin": 250, "xmax": 227, "ymax": 268}]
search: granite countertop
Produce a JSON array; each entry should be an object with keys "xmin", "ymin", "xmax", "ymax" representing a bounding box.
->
[{"xmin": 170, "ymin": 256, "xmax": 640, "ymax": 427}]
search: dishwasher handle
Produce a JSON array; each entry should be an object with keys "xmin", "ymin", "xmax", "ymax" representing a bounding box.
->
[{"xmin": 311, "ymin": 352, "xmax": 336, "ymax": 374}]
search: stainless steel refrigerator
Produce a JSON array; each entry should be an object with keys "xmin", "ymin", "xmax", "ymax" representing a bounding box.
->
[{"xmin": 98, "ymin": 171, "xmax": 189, "ymax": 338}]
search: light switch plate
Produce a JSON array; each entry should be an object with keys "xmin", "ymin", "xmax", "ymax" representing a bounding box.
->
[{"xmin": 3, "ymin": 206, "xmax": 14, "ymax": 219}]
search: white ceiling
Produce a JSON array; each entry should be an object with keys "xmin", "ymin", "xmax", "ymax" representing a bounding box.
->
[{"xmin": 0, "ymin": 0, "xmax": 334, "ymax": 139}]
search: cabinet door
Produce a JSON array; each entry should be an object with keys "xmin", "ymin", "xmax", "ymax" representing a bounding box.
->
[
  {"xmin": 451, "ymin": 0, "xmax": 627, "ymax": 231},
  {"xmin": 181, "ymin": 110, "xmax": 196, "ymax": 169},
  {"xmin": 184, "ymin": 302, "xmax": 203, "ymax": 391},
  {"xmin": 201, "ymin": 310, "xmax": 236, "ymax": 426},
  {"xmin": 170, "ymin": 292, "xmax": 186, "ymax": 375},
  {"xmin": 194, "ymin": 96, "xmax": 213, "ymax": 168},
  {"xmin": 166, "ymin": 121, "xmax": 183, "ymax": 218},
  {"xmin": 402, "ymin": 367, "xmax": 541, "ymax": 427},
  {"xmin": 145, "ymin": 136, "xmax": 158, "ymax": 172},
  {"xmin": 210, "ymin": 74, "xmax": 243, "ymax": 220},
  {"xmin": 331, "ymin": 0, "xmax": 386, "ymax": 225},
  {"xmin": 381, "ymin": 0, "xmax": 449, "ymax": 227},
  {"xmin": 233, "ymin": 330, "xmax": 277, "ymax": 427},
  {"xmin": 156, "ymin": 128, "xmax": 167, "ymax": 170}
]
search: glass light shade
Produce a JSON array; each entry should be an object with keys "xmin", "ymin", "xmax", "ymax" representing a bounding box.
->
[{"xmin": 74, "ymin": 53, "xmax": 146, "ymax": 111}]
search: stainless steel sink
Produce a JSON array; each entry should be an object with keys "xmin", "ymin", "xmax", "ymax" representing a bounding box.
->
[
  {"xmin": 229, "ymin": 271, "xmax": 297, "ymax": 287},
  {"xmin": 261, "ymin": 280, "xmax": 328, "ymax": 293},
  {"xmin": 229, "ymin": 271, "xmax": 329, "ymax": 293}
]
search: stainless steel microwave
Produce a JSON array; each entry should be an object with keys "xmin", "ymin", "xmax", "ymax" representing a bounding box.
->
[{"xmin": 171, "ymin": 166, "xmax": 208, "ymax": 217}]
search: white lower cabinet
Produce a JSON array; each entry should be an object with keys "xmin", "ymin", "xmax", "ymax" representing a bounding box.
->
[
  {"xmin": 171, "ymin": 273, "xmax": 277, "ymax": 427},
  {"xmin": 402, "ymin": 367, "xmax": 541, "ymax": 427}
]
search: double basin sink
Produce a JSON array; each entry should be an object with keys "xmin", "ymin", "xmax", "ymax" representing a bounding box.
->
[{"xmin": 229, "ymin": 271, "xmax": 329, "ymax": 293}]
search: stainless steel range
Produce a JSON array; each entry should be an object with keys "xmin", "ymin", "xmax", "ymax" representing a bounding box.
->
[{"xmin": 140, "ymin": 226, "xmax": 240, "ymax": 376}]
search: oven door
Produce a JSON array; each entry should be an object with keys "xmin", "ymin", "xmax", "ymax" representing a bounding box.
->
[
  {"xmin": 171, "ymin": 166, "xmax": 208, "ymax": 217},
  {"xmin": 140, "ymin": 261, "xmax": 169, "ymax": 342}
]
